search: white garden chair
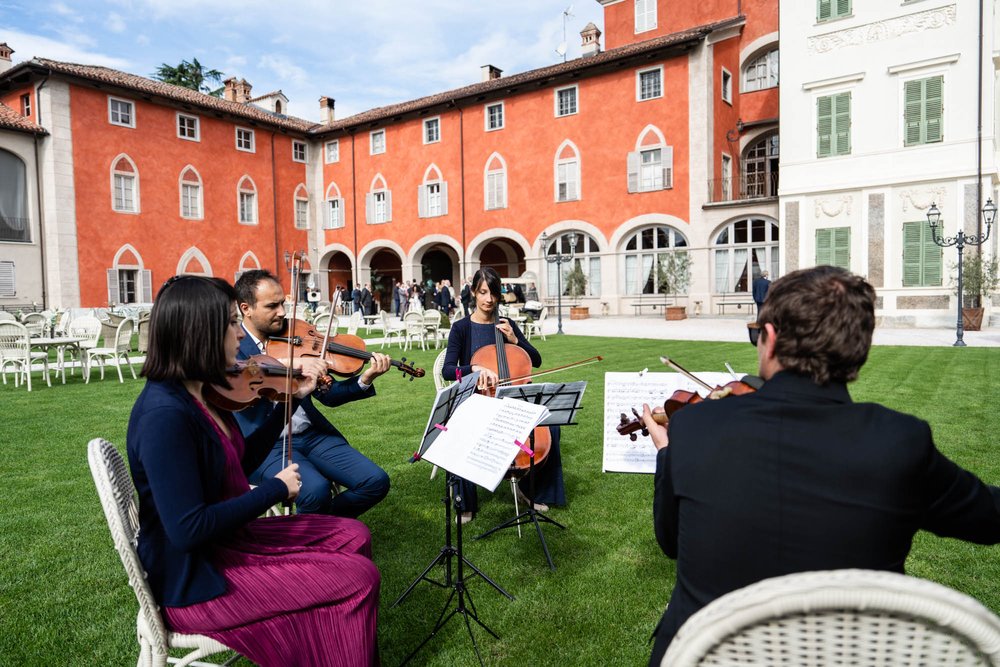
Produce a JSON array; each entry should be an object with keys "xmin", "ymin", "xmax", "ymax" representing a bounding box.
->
[
  {"xmin": 87, "ymin": 438, "xmax": 238, "ymax": 667},
  {"xmin": 85, "ymin": 318, "xmax": 137, "ymax": 383},
  {"xmin": 0, "ymin": 321, "xmax": 50, "ymax": 390},
  {"xmin": 378, "ymin": 311, "xmax": 405, "ymax": 349},
  {"xmin": 346, "ymin": 310, "xmax": 363, "ymax": 336},
  {"xmin": 523, "ymin": 306, "xmax": 548, "ymax": 341},
  {"xmin": 402, "ymin": 311, "xmax": 427, "ymax": 351},
  {"xmin": 663, "ymin": 569, "xmax": 1000, "ymax": 667},
  {"xmin": 21, "ymin": 312, "xmax": 48, "ymax": 337},
  {"xmin": 66, "ymin": 316, "xmax": 102, "ymax": 377},
  {"xmin": 0, "ymin": 310, "xmax": 15, "ymax": 321},
  {"xmin": 422, "ymin": 309, "xmax": 443, "ymax": 349}
]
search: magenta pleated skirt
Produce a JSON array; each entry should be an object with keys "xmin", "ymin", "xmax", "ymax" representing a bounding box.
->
[{"xmin": 164, "ymin": 514, "xmax": 380, "ymax": 667}]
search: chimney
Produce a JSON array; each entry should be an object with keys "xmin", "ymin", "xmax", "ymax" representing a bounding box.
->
[
  {"xmin": 480, "ymin": 64, "xmax": 502, "ymax": 83},
  {"xmin": 223, "ymin": 77, "xmax": 253, "ymax": 103},
  {"xmin": 581, "ymin": 23, "xmax": 602, "ymax": 58},
  {"xmin": 236, "ymin": 78, "xmax": 253, "ymax": 103},
  {"xmin": 0, "ymin": 43, "xmax": 13, "ymax": 74},
  {"xmin": 319, "ymin": 96, "xmax": 335, "ymax": 124}
]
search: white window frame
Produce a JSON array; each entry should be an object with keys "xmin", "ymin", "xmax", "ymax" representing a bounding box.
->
[
  {"xmin": 634, "ymin": 0, "xmax": 657, "ymax": 34},
  {"xmin": 370, "ymin": 129, "xmax": 386, "ymax": 155},
  {"xmin": 325, "ymin": 140, "xmax": 340, "ymax": 164},
  {"xmin": 554, "ymin": 85, "xmax": 579, "ymax": 118},
  {"xmin": 235, "ymin": 127, "xmax": 255, "ymax": 153},
  {"xmin": 721, "ymin": 153, "xmax": 732, "ymax": 200},
  {"xmin": 108, "ymin": 96, "xmax": 135, "ymax": 128},
  {"xmin": 485, "ymin": 169, "xmax": 507, "ymax": 210},
  {"xmin": 555, "ymin": 157, "xmax": 581, "ymax": 202},
  {"xmin": 743, "ymin": 48, "xmax": 779, "ymax": 92},
  {"xmin": 636, "ymin": 66, "xmax": 663, "ymax": 102},
  {"xmin": 110, "ymin": 156, "xmax": 139, "ymax": 214},
  {"xmin": 485, "ymin": 102, "xmax": 505, "ymax": 131},
  {"xmin": 372, "ymin": 190, "xmax": 389, "ymax": 224},
  {"xmin": 325, "ymin": 196, "xmax": 344, "ymax": 229},
  {"xmin": 721, "ymin": 67, "xmax": 733, "ymax": 104},
  {"xmin": 426, "ymin": 182, "xmax": 443, "ymax": 217},
  {"xmin": 179, "ymin": 168, "xmax": 203, "ymax": 220},
  {"xmin": 292, "ymin": 141, "xmax": 307, "ymax": 163},
  {"xmin": 237, "ymin": 177, "xmax": 258, "ymax": 225},
  {"xmin": 423, "ymin": 117, "xmax": 441, "ymax": 144},
  {"xmin": 294, "ymin": 192, "xmax": 309, "ymax": 229},
  {"xmin": 20, "ymin": 94, "xmax": 30, "ymax": 117},
  {"xmin": 176, "ymin": 113, "xmax": 200, "ymax": 141}
]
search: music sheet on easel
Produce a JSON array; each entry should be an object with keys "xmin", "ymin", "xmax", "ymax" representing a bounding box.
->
[
  {"xmin": 422, "ymin": 394, "xmax": 549, "ymax": 491},
  {"xmin": 602, "ymin": 371, "xmax": 735, "ymax": 474}
]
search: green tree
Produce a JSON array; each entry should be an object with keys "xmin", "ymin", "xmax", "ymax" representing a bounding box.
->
[
  {"xmin": 152, "ymin": 58, "xmax": 224, "ymax": 97},
  {"xmin": 656, "ymin": 252, "xmax": 691, "ymax": 299},
  {"xmin": 564, "ymin": 261, "xmax": 588, "ymax": 299}
]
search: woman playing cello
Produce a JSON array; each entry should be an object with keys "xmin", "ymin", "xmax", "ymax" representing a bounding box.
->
[
  {"xmin": 126, "ymin": 276, "xmax": 379, "ymax": 666},
  {"xmin": 442, "ymin": 267, "xmax": 567, "ymax": 523}
]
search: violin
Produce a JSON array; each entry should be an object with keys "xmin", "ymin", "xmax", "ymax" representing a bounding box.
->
[
  {"xmin": 267, "ymin": 318, "xmax": 425, "ymax": 380},
  {"xmin": 616, "ymin": 356, "xmax": 761, "ymax": 441},
  {"xmin": 203, "ymin": 354, "xmax": 307, "ymax": 411},
  {"xmin": 469, "ymin": 317, "xmax": 552, "ymax": 474}
]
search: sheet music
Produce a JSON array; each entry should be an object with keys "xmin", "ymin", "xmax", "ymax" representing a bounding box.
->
[
  {"xmin": 495, "ymin": 381, "xmax": 587, "ymax": 427},
  {"xmin": 417, "ymin": 372, "xmax": 480, "ymax": 458},
  {"xmin": 422, "ymin": 394, "xmax": 549, "ymax": 491},
  {"xmin": 602, "ymin": 371, "xmax": 736, "ymax": 474}
]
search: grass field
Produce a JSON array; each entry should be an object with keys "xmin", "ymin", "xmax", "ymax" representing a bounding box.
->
[{"xmin": 2, "ymin": 334, "xmax": 999, "ymax": 665}]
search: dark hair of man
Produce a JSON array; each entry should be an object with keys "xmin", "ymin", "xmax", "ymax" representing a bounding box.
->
[
  {"xmin": 757, "ymin": 265, "xmax": 876, "ymax": 385},
  {"xmin": 142, "ymin": 276, "xmax": 237, "ymax": 387},
  {"xmin": 471, "ymin": 266, "xmax": 502, "ymax": 301},
  {"xmin": 234, "ymin": 269, "xmax": 280, "ymax": 307}
]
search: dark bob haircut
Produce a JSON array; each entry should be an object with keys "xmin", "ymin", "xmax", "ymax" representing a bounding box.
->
[
  {"xmin": 757, "ymin": 265, "xmax": 876, "ymax": 386},
  {"xmin": 141, "ymin": 275, "xmax": 237, "ymax": 387},
  {"xmin": 470, "ymin": 266, "xmax": 502, "ymax": 301}
]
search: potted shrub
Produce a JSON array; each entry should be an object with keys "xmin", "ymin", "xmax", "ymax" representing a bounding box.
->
[
  {"xmin": 953, "ymin": 254, "xmax": 999, "ymax": 331},
  {"xmin": 564, "ymin": 262, "xmax": 590, "ymax": 319},
  {"xmin": 657, "ymin": 252, "xmax": 691, "ymax": 320}
]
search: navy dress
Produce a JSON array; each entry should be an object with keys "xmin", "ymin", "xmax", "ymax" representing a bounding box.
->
[{"xmin": 442, "ymin": 317, "xmax": 566, "ymax": 513}]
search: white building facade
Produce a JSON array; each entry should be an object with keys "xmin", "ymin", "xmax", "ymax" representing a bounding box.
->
[{"xmin": 779, "ymin": 0, "xmax": 999, "ymax": 325}]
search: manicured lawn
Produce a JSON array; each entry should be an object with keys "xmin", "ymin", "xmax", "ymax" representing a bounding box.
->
[{"xmin": 2, "ymin": 335, "xmax": 999, "ymax": 665}]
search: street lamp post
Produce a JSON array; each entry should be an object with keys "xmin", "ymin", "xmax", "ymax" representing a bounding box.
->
[
  {"xmin": 540, "ymin": 232, "xmax": 578, "ymax": 335},
  {"xmin": 926, "ymin": 198, "xmax": 997, "ymax": 347}
]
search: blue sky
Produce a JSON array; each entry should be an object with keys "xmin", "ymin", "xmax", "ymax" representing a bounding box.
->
[{"xmin": 2, "ymin": 0, "xmax": 606, "ymax": 122}]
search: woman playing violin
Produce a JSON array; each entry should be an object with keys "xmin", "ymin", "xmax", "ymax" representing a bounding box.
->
[
  {"xmin": 127, "ymin": 276, "xmax": 379, "ymax": 666},
  {"xmin": 442, "ymin": 266, "xmax": 567, "ymax": 522}
]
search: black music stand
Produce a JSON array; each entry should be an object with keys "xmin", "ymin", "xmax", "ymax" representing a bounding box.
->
[
  {"xmin": 392, "ymin": 372, "xmax": 514, "ymax": 666},
  {"xmin": 475, "ymin": 381, "xmax": 587, "ymax": 570}
]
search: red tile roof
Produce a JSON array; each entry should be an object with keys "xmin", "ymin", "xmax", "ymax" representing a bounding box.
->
[{"xmin": 0, "ymin": 102, "xmax": 47, "ymax": 135}]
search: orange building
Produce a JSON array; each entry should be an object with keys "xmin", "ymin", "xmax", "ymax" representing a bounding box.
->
[{"xmin": 0, "ymin": 0, "xmax": 778, "ymax": 315}]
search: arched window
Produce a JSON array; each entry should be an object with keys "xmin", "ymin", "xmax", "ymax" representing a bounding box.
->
[
  {"xmin": 628, "ymin": 126, "xmax": 672, "ymax": 193},
  {"xmin": 0, "ymin": 148, "xmax": 29, "ymax": 242},
  {"xmin": 484, "ymin": 153, "xmax": 507, "ymax": 210},
  {"xmin": 713, "ymin": 218, "xmax": 779, "ymax": 294},
  {"xmin": 743, "ymin": 48, "xmax": 779, "ymax": 92},
  {"xmin": 235, "ymin": 251, "xmax": 261, "ymax": 283},
  {"xmin": 366, "ymin": 174, "xmax": 391, "ymax": 224},
  {"xmin": 237, "ymin": 176, "xmax": 257, "ymax": 224},
  {"xmin": 742, "ymin": 133, "xmax": 779, "ymax": 198},
  {"xmin": 324, "ymin": 182, "xmax": 344, "ymax": 230},
  {"xmin": 111, "ymin": 155, "xmax": 139, "ymax": 213},
  {"xmin": 294, "ymin": 184, "xmax": 309, "ymax": 229},
  {"xmin": 554, "ymin": 141, "xmax": 580, "ymax": 202},
  {"xmin": 545, "ymin": 231, "xmax": 601, "ymax": 297},
  {"xmin": 108, "ymin": 244, "xmax": 151, "ymax": 305},
  {"xmin": 179, "ymin": 166, "xmax": 203, "ymax": 219},
  {"xmin": 622, "ymin": 226, "xmax": 689, "ymax": 295},
  {"xmin": 419, "ymin": 164, "xmax": 448, "ymax": 218}
]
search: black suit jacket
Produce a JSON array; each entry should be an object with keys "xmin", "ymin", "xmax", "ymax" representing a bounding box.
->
[{"xmin": 650, "ymin": 370, "xmax": 1000, "ymax": 664}]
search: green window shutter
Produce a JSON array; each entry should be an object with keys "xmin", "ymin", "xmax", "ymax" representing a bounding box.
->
[
  {"xmin": 816, "ymin": 228, "xmax": 833, "ymax": 266},
  {"xmin": 817, "ymin": 96, "xmax": 833, "ymax": 157},
  {"xmin": 921, "ymin": 226, "xmax": 943, "ymax": 286},
  {"xmin": 924, "ymin": 75, "xmax": 943, "ymax": 143},
  {"xmin": 835, "ymin": 0, "xmax": 851, "ymax": 18},
  {"xmin": 832, "ymin": 227, "xmax": 851, "ymax": 269},
  {"xmin": 902, "ymin": 222, "xmax": 923, "ymax": 286},
  {"xmin": 834, "ymin": 92, "xmax": 851, "ymax": 155},
  {"xmin": 818, "ymin": 0, "xmax": 832, "ymax": 21},
  {"xmin": 904, "ymin": 80, "xmax": 923, "ymax": 146}
]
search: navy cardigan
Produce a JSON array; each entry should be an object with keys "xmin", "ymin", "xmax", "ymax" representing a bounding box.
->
[
  {"xmin": 442, "ymin": 316, "xmax": 540, "ymax": 381},
  {"xmin": 126, "ymin": 380, "xmax": 291, "ymax": 607}
]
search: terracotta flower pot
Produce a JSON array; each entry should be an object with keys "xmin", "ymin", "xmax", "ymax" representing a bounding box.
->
[
  {"xmin": 962, "ymin": 307, "xmax": 984, "ymax": 332},
  {"xmin": 569, "ymin": 306, "xmax": 590, "ymax": 320},
  {"xmin": 664, "ymin": 306, "xmax": 687, "ymax": 321}
]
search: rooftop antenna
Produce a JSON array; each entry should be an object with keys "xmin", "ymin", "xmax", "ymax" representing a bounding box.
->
[{"xmin": 556, "ymin": 4, "xmax": 574, "ymax": 62}]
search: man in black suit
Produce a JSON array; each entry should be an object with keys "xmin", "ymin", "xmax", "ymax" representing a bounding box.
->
[
  {"xmin": 642, "ymin": 265, "xmax": 1000, "ymax": 666},
  {"xmin": 751, "ymin": 269, "xmax": 770, "ymax": 315}
]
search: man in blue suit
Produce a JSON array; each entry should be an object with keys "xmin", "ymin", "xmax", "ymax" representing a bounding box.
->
[{"xmin": 234, "ymin": 270, "xmax": 391, "ymax": 518}]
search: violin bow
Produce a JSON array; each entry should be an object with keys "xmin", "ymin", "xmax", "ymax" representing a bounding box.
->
[
  {"xmin": 659, "ymin": 355, "xmax": 715, "ymax": 392},
  {"xmin": 496, "ymin": 355, "xmax": 604, "ymax": 387},
  {"xmin": 282, "ymin": 252, "xmax": 304, "ymax": 479}
]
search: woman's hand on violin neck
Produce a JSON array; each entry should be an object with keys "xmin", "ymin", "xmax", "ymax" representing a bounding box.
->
[
  {"xmin": 275, "ymin": 463, "xmax": 302, "ymax": 500},
  {"xmin": 472, "ymin": 365, "xmax": 499, "ymax": 391},
  {"xmin": 642, "ymin": 404, "xmax": 670, "ymax": 451},
  {"xmin": 360, "ymin": 352, "xmax": 392, "ymax": 385},
  {"xmin": 496, "ymin": 319, "xmax": 517, "ymax": 344},
  {"xmin": 291, "ymin": 357, "xmax": 328, "ymax": 398}
]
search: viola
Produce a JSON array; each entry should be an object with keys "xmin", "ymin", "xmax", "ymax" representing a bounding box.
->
[
  {"xmin": 616, "ymin": 356, "xmax": 761, "ymax": 441},
  {"xmin": 203, "ymin": 354, "xmax": 306, "ymax": 411},
  {"xmin": 469, "ymin": 317, "xmax": 552, "ymax": 474},
  {"xmin": 267, "ymin": 318, "xmax": 425, "ymax": 380}
]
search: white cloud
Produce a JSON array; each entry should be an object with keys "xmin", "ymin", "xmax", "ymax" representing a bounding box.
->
[
  {"xmin": 106, "ymin": 12, "xmax": 127, "ymax": 33},
  {"xmin": 135, "ymin": 34, "xmax": 150, "ymax": 46},
  {"xmin": 49, "ymin": 2, "xmax": 80, "ymax": 19},
  {"xmin": 257, "ymin": 54, "xmax": 309, "ymax": 87},
  {"xmin": 0, "ymin": 27, "xmax": 130, "ymax": 67}
]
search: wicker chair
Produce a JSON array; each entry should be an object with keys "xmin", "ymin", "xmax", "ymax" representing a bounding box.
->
[
  {"xmin": 662, "ymin": 569, "xmax": 1000, "ymax": 667},
  {"xmin": 137, "ymin": 315, "xmax": 151, "ymax": 354},
  {"xmin": 87, "ymin": 438, "xmax": 238, "ymax": 667},
  {"xmin": 0, "ymin": 321, "xmax": 50, "ymax": 390},
  {"xmin": 85, "ymin": 319, "xmax": 137, "ymax": 383}
]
